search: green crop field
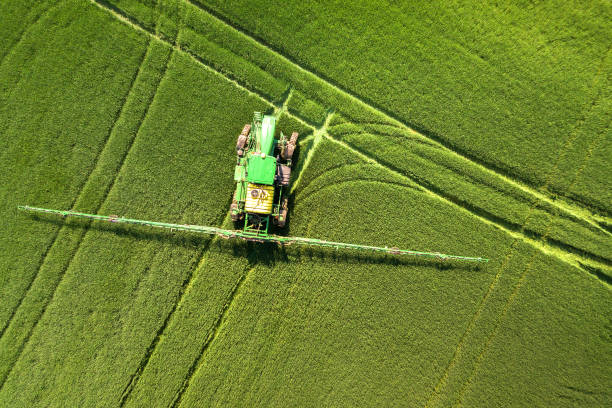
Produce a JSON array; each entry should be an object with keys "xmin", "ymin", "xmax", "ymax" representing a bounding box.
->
[{"xmin": 1, "ymin": 0, "xmax": 610, "ymax": 406}]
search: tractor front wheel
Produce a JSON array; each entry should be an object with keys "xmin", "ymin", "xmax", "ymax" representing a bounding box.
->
[
  {"xmin": 281, "ymin": 132, "xmax": 299, "ymax": 160},
  {"xmin": 236, "ymin": 124, "xmax": 251, "ymax": 156}
]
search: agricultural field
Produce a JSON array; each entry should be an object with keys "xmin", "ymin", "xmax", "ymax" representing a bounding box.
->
[{"xmin": 0, "ymin": 0, "xmax": 610, "ymax": 406}]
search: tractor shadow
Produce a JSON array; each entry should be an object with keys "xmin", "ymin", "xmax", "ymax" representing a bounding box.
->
[
  {"xmin": 30, "ymin": 214, "xmax": 483, "ymax": 273},
  {"xmin": 30, "ymin": 213, "xmax": 212, "ymax": 250},
  {"xmin": 220, "ymin": 238, "xmax": 483, "ymax": 273}
]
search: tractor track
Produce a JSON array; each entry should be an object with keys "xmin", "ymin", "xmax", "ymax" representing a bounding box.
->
[
  {"xmin": 118, "ymin": 182, "xmax": 232, "ymax": 407},
  {"xmin": 0, "ymin": 227, "xmax": 61, "ymax": 342},
  {"xmin": 119, "ymin": 226, "xmax": 215, "ymax": 407},
  {"xmin": 454, "ymin": 104, "xmax": 612, "ymax": 407},
  {"xmin": 289, "ymin": 111, "xmax": 334, "ymax": 194},
  {"xmin": 296, "ymin": 176, "xmax": 420, "ymax": 209},
  {"xmin": 88, "ymin": 0, "xmax": 611, "ymax": 275},
  {"xmin": 325, "ymin": 134, "xmax": 611, "ymax": 275},
  {"xmin": 328, "ymin": 126, "xmax": 435, "ymax": 146},
  {"xmin": 330, "ymin": 125, "xmax": 605, "ymax": 235},
  {"xmin": 236, "ymin": 204, "xmax": 323, "ymax": 405},
  {"xmin": 0, "ymin": 1, "xmax": 150, "ymax": 342}
]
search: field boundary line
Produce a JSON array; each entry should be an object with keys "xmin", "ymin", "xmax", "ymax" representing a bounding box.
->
[
  {"xmin": 170, "ymin": 264, "xmax": 256, "ymax": 408},
  {"xmin": 183, "ymin": 0, "xmax": 606, "ymax": 229},
  {"xmin": 0, "ymin": 35, "xmax": 156, "ymax": 391}
]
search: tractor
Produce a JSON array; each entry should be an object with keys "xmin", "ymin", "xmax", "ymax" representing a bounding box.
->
[{"xmin": 230, "ymin": 112, "xmax": 298, "ymax": 236}]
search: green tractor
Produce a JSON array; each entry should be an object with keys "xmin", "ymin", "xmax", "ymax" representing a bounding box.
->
[{"xmin": 230, "ymin": 112, "xmax": 298, "ymax": 236}]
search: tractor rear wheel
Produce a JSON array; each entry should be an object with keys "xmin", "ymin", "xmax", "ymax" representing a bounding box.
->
[{"xmin": 276, "ymin": 197, "xmax": 289, "ymax": 228}]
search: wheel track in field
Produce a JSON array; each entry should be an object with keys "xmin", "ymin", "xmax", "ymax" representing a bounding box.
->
[
  {"xmin": 119, "ymin": 219, "xmax": 216, "ymax": 407},
  {"xmin": 426, "ymin": 66, "xmax": 611, "ymax": 407},
  {"xmin": 183, "ymin": 0, "xmax": 608, "ymax": 229},
  {"xmin": 327, "ymin": 134, "xmax": 611, "ymax": 273},
  {"xmin": 88, "ymin": 0, "xmax": 612, "ymax": 275},
  {"xmin": 0, "ymin": 228, "xmax": 61, "ymax": 341},
  {"xmin": 0, "ymin": 35, "xmax": 153, "ymax": 343},
  {"xmin": 296, "ymin": 172, "xmax": 419, "ymax": 209},
  {"xmin": 328, "ymin": 125, "xmax": 605, "ymax": 236},
  {"xmin": 328, "ymin": 126, "xmax": 436, "ymax": 146},
  {"xmin": 289, "ymin": 111, "xmax": 334, "ymax": 194},
  {"xmin": 0, "ymin": 34, "xmax": 163, "ymax": 391}
]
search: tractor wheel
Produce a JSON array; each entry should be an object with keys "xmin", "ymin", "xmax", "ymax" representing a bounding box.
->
[
  {"xmin": 276, "ymin": 198, "xmax": 289, "ymax": 228},
  {"xmin": 236, "ymin": 124, "xmax": 251, "ymax": 156},
  {"xmin": 281, "ymin": 132, "xmax": 298, "ymax": 161},
  {"xmin": 230, "ymin": 201, "xmax": 243, "ymax": 222}
]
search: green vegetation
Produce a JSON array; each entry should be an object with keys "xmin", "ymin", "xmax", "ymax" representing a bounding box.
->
[{"xmin": 1, "ymin": 0, "xmax": 610, "ymax": 407}]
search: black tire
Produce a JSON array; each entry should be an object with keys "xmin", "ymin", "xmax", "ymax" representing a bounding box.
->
[
  {"xmin": 276, "ymin": 198, "xmax": 289, "ymax": 228},
  {"xmin": 230, "ymin": 201, "xmax": 243, "ymax": 222},
  {"xmin": 236, "ymin": 124, "xmax": 251, "ymax": 156},
  {"xmin": 281, "ymin": 133, "xmax": 298, "ymax": 160}
]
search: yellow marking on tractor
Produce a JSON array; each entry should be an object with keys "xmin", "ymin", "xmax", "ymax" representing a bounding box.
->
[{"xmin": 245, "ymin": 183, "xmax": 275, "ymax": 214}]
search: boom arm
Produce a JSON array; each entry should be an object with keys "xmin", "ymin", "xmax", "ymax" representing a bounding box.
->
[{"xmin": 18, "ymin": 206, "xmax": 489, "ymax": 262}]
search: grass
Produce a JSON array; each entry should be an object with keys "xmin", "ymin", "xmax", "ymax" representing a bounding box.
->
[{"xmin": 1, "ymin": 0, "xmax": 611, "ymax": 406}]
